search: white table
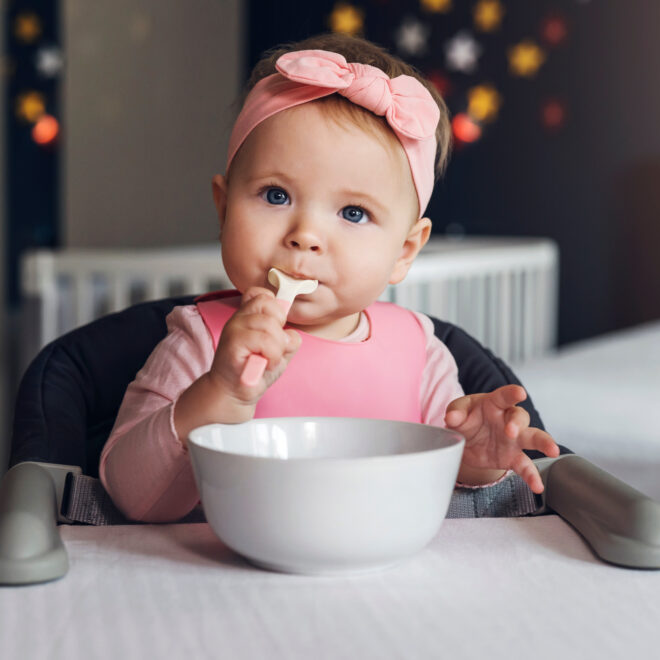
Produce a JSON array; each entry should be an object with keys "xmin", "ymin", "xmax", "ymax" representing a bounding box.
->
[
  {"xmin": 3, "ymin": 322, "xmax": 660, "ymax": 658},
  {"xmin": 1, "ymin": 518, "xmax": 659, "ymax": 659}
]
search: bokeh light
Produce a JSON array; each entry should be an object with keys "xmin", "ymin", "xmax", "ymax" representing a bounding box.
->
[
  {"xmin": 452, "ymin": 113, "xmax": 482, "ymax": 143},
  {"xmin": 32, "ymin": 114, "xmax": 60, "ymax": 145}
]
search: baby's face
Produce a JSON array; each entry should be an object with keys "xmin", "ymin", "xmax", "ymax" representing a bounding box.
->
[{"xmin": 214, "ymin": 102, "xmax": 430, "ymax": 339}]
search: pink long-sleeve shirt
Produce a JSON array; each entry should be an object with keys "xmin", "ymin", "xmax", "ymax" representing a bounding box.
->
[{"xmin": 99, "ymin": 303, "xmax": 465, "ymax": 522}]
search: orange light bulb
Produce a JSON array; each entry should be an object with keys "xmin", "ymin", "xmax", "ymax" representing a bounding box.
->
[
  {"xmin": 452, "ymin": 113, "xmax": 482, "ymax": 143},
  {"xmin": 32, "ymin": 114, "xmax": 59, "ymax": 145}
]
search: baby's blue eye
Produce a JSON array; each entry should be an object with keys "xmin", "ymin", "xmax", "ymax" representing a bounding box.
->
[
  {"xmin": 265, "ymin": 187, "xmax": 289, "ymax": 205},
  {"xmin": 341, "ymin": 206, "xmax": 367, "ymax": 224}
]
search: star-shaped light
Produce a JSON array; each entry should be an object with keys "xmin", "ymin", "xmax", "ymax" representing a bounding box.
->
[
  {"xmin": 420, "ymin": 0, "xmax": 452, "ymax": 13},
  {"xmin": 467, "ymin": 84, "xmax": 501, "ymax": 123},
  {"xmin": 328, "ymin": 2, "xmax": 365, "ymax": 36},
  {"xmin": 36, "ymin": 46, "xmax": 64, "ymax": 78},
  {"xmin": 508, "ymin": 40, "xmax": 546, "ymax": 77},
  {"xmin": 427, "ymin": 70, "xmax": 452, "ymax": 98},
  {"xmin": 540, "ymin": 98, "xmax": 568, "ymax": 131},
  {"xmin": 32, "ymin": 114, "xmax": 59, "ymax": 146},
  {"xmin": 444, "ymin": 31, "xmax": 482, "ymax": 74},
  {"xmin": 452, "ymin": 113, "xmax": 481, "ymax": 144},
  {"xmin": 15, "ymin": 91, "xmax": 46, "ymax": 123},
  {"xmin": 396, "ymin": 18, "xmax": 430, "ymax": 57},
  {"xmin": 473, "ymin": 0, "xmax": 505, "ymax": 32},
  {"xmin": 541, "ymin": 14, "xmax": 569, "ymax": 47},
  {"xmin": 14, "ymin": 12, "xmax": 42, "ymax": 44}
]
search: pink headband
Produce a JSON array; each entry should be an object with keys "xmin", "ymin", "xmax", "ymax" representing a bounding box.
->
[{"xmin": 226, "ymin": 49, "xmax": 440, "ymax": 216}]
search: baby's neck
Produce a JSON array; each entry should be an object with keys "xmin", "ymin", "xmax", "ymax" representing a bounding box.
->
[{"xmin": 289, "ymin": 312, "xmax": 362, "ymax": 340}]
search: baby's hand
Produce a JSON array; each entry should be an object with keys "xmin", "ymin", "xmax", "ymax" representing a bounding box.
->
[
  {"xmin": 444, "ymin": 385, "xmax": 560, "ymax": 494},
  {"xmin": 209, "ymin": 287, "xmax": 302, "ymax": 404}
]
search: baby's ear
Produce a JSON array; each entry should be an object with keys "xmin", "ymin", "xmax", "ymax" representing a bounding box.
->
[
  {"xmin": 211, "ymin": 174, "xmax": 228, "ymax": 230},
  {"xmin": 389, "ymin": 217, "xmax": 432, "ymax": 285}
]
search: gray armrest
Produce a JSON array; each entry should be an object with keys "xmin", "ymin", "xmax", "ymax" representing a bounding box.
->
[
  {"xmin": 535, "ymin": 455, "xmax": 660, "ymax": 568},
  {"xmin": 0, "ymin": 462, "xmax": 81, "ymax": 586}
]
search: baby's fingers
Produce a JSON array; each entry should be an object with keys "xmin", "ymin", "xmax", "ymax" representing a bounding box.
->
[
  {"xmin": 511, "ymin": 452, "xmax": 545, "ymax": 494},
  {"xmin": 283, "ymin": 329, "xmax": 302, "ymax": 357},
  {"xmin": 518, "ymin": 427, "xmax": 560, "ymax": 458},
  {"xmin": 504, "ymin": 405, "xmax": 530, "ymax": 439},
  {"xmin": 240, "ymin": 287, "xmax": 287, "ymax": 325},
  {"xmin": 444, "ymin": 393, "xmax": 484, "ymax": 432},
  {"xmin": 444, "ymin": 407, "xmax": 468, "ymax": 429},
  {"xmin": 489, "ymin": 385, "xmax": 527, "ymax": 411}
]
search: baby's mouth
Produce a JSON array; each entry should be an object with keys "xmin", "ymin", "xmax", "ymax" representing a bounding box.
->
[{"xmin": 284, "ymin": 270, "xmax": 316, "ymax": 282}]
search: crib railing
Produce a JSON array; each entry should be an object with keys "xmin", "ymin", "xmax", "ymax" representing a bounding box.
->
[{"xmin": 20, "ymin": 237, "xmax": 558, "ymax": 367}]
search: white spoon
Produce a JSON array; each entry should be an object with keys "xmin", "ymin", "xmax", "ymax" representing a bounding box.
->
[{"xmin": 240, "ymin": 268, "xmax": 318, "ymax": 387}]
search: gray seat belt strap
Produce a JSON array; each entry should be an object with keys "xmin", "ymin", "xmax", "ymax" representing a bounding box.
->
[{"xmin": 62, "ymin": 473, "xmax": 539, "ymax": 525}]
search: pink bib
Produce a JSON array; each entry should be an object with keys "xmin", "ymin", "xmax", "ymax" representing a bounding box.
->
[{"xmin": 196, "ymin": 291, "xmax": 425, "ymax": 422}]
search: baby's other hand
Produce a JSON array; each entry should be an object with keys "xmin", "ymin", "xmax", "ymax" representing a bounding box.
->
[
  {"xmin": 209, "ymin": 287, "xmax": 302, "ymax": 404},
  {"xmin": 445, "ymin": 385, "xmax": 560, "ymax": 494}
]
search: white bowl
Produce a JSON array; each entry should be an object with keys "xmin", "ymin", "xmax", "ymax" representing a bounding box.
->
[{"xmin": 188, "ymin": 417, "xmax": 464, "ymax": 576}]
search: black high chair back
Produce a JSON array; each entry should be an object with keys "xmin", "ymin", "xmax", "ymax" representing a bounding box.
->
[
  {"xmin": 10, "ymin": 295, "xmax": 198, "ymax": 476},
  {"xmin": 8, "ymin": 295, "xmax": 556, "ymax": 474}
]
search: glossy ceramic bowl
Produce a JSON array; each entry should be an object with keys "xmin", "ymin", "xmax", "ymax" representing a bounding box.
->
[{"xmin": 188, "ymin": 417, "xmax": 464, "ymax": 575}]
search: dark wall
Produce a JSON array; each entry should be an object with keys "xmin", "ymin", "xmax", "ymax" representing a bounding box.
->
[{"xmin": 247, "ymin": 0, "xmax": 660, "ymax": 346}]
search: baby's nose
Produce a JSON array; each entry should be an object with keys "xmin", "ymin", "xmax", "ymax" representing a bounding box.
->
[
  {"xmin": 286, "ymin": 219, "xmax": 324, "ymax": 252},
  {"xmin": 287, "ymin": 236, "xmax": 321, "ymax": 252}
]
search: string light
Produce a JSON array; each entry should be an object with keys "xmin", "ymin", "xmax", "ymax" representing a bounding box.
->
[
  {"xmin": 32, "ymin": 114, "xmax": 60, "ymax": 145},
  {"xmin": 445, "ymin": 31, "xmax": 482, "ymax": 74},
  {"xmin": 15, "ymin": 91, "xmax": 46, "ymax": 123},
  {"xmin": 473, "ymin": 0, "xmax": 505, "ymax": 33},
  {"xmin": 396, "ymin": 17, "xmax": 430, "ymax": 57},
  {"xmin": 467, "ymin": 84, "xmax": 502, "ymax": 123},
  {"xmin": 427, "ymin": 71, "xmax": 452, "ymax": 98},
  {"xmin": 328, "ymin": 2, "xmax": 364, "ymax": 36},
  {"xmin": 540, "ymin": 98, "xmax": 568, "ymax": 131},
  {"xmin": 541, "ymin": 14, "xmax": 569, "ymax": 47},
  {"xmin": 14, "ymin": 12, "xmax": 42, "ymax": 45},
  {"xmin": 452, "ymin": 113, "xmax": 482, "ymax": 143},
  {"xmin": 420, "ymin": 0, "xmax": 452, "ymax": 14},
  {"xmin": 508, "ymin": 40, "xmax": 546, "ymax": 77},
  {"xmin": 35, "ymin": 46, "xmax": 64, "ymax": 78}
]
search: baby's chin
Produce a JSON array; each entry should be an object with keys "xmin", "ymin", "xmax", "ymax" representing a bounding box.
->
[
  {"xmin": 285, "ymin": 305, "xmax": 362, "ymax": 340},
  {"xmin": 284, "ymin": 301, "xmax": 323, "ymax": 327}
]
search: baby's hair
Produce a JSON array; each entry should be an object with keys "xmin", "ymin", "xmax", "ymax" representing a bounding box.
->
[{"xmin": 243, "ymin": 33, "xmax": 452, "ymax": 180}]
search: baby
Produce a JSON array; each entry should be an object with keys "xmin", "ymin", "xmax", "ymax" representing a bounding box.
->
[{"xmin": 100, "ymin": 33, "xmax": 559, "ymax": 522}]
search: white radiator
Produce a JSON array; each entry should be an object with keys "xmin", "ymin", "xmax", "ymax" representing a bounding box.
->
[{"xmin": 20, "ymin": 237, "xmax": 558, "ymax": 366}]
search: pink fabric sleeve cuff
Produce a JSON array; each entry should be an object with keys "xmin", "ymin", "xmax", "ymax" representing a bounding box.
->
[{"xmin": 455, "ymin": 470, "xmax": 514, "ymax": 490}]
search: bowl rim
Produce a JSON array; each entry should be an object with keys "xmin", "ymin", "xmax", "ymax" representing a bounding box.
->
[{"xmin": 187, "ymin": 417, "xmax": 465, "ymax": 465}]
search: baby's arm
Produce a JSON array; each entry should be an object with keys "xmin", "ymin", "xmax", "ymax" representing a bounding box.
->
[
  {"xmin": 173, "ymin": 287, "xmax": 301, "ymax": 442},
  {"xmin": 445, "ymin": 385, "xmax": 560, "ymax": 493},
  {"xmin": 415, "ymin": 311, "xmax": 554, "ymax": 489},
  {"xmin": 100, "ymin": 305, "xmax": 215, "ymax": 521},
  {"xmin": 101, "ymin": 289, "xmax": 301, "ymax": 521}
]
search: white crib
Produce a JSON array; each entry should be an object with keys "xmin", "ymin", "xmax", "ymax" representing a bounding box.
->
[{"xmin": 20, "ymin": 237, "xmax": 558, "ymax": 367}]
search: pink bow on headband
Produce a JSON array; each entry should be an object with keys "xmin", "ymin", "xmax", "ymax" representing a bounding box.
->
[
  {"xmin": 226, "ymin": 49, "xmax": 440, "ymax": 216},
  {"xmin": 275, "ymin": 51, "xmax": 440, "ymax": 142}
]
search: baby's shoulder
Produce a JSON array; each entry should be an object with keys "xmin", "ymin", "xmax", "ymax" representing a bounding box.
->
[{"xmin": 165, "ymin": 303, "xmax": 207, "ymax": 337}]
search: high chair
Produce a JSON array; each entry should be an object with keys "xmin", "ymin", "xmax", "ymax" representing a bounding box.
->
[{"xmin": 1, "ymin": 296, "xmax": 659, "ymax": 586}]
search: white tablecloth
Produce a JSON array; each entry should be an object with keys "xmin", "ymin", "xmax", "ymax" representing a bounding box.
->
[
  {"xmin": 1, "ymin": 518, "xmax": 659, "ymax": 659},
  {"xmin": 2, "ymin": 323, "xmax": 660, "ymax": 659}
]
